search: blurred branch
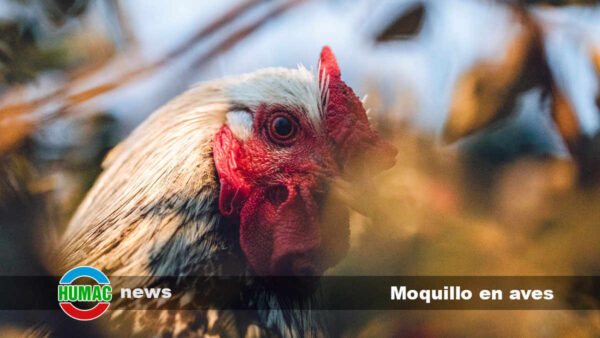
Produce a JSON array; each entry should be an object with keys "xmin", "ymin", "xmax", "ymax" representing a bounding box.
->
[
  {"xmin": 498, "ymin": 0, "xmax": 600, "ymax": 5},
  {"xmin": 192, "ymin": 0, "xmax": 306, "ymax": 69},
  {"xmin": 518, "ymin": 0, "xmax": 600, "ymax": 5},
  {"xmin": 104, "ymin": 0, "xmax": 138, "ymax": 48},
  {"xmin": 1, "ymin": 0, "xmax": 261, "ymax": 112},
  {"xmin": 162, "ymin": 0, "xmax": 262, "ymax": 66},
  {"xmin": 0, "ymin": 0, "xmax": 308, "ymax": 155}
]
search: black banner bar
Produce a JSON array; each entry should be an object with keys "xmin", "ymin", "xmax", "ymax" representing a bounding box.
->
[{"xmin": 1, "ymin": 276, "xmax": 599, "ymax": 310}]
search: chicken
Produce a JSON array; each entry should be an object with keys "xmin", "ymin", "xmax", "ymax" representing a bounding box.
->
[{"xmin": 53, "ymin": 46, "xmax": 396, "ymax": 336}]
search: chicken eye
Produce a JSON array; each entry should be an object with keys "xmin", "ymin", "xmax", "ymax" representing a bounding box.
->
[
  {"xmin": 273, "ymin": 117, "xmax": 293, "ymax": 137},
  {"xmin": 267, "ymin": 113, "xmax": 298, "ymax": 144}
]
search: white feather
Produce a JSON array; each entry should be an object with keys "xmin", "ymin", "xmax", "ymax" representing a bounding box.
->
[{"xmin": 226, "ymin": 110, "xmax": 253, "ymax": 140}]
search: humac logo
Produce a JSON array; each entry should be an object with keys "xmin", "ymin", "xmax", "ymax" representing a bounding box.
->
[{"xmin": 57, "ymin": 266, "xmax": 112, "ymax": 321}]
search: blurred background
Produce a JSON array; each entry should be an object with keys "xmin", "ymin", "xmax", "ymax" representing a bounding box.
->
[{"xmin": 1, "ymin": 0, "xmax": 600, "ymax": 336}]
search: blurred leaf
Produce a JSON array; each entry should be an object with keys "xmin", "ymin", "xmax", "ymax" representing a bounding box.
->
[
  {"xmin": 39, "ymin": 0, "xmax": 91, "ymax": 26},
  {"xmin": 0, "ymin": 19, "xmax": 68, "ymax": 84},
  {"xmin": 376, "ymin": 3, "xmax": 425, "ymax": 42},
  {"xmin": 550, "ymin": 85, "xmax": 580, "ymax": 152},
  {"xmin": 443, "ymin": 9, "xmax": 546, "ymax": 142},
  {"xmin": 593, "ymin": 48, "xmax": 600, "ymax": 111}
]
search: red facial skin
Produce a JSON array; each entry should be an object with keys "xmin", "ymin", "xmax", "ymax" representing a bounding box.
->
[{"xmin": 213, "ymin": 47, "xmax": 397, "ymax": 276}]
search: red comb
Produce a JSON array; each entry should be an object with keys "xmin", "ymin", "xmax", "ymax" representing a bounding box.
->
[
  {"xmin": 318, "ymin": 46, "xmax": 397, "ymax": 173},
  {"xmin": 319, "ymin": 46, "xmax": 341, "ymax": 82}
]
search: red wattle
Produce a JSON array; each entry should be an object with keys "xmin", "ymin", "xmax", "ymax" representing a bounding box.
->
[{"xmin": 239, "ymin": 184, "xmax": 323, "ymax": 276}]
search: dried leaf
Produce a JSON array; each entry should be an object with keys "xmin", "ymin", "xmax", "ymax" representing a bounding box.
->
[
  {"xmin": 443, "ymin": 8, "xmax": 545, "ymax": 142},
  {"xmin": 376, "ymin": 3, "xmax": 426, "ymax": 42}
]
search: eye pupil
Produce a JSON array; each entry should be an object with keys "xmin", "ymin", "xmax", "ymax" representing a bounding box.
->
[
  {"xmin": 267, "ymin": 113, "xmax": 298, "ymax": 145},
  {"xmin": 273, "ymin": 117, "xmax": 293, "ymax": 137}
]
